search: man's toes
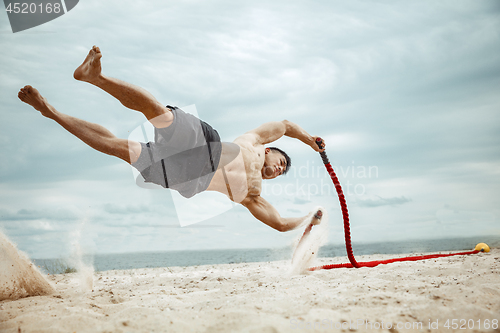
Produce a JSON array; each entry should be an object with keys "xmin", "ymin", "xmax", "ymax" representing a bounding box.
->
[{"xmin": 93, "ymin": 47, "xmax": 102, "ymax": 60}]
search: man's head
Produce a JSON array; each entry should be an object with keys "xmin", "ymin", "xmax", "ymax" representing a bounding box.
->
[{"xmin": 261, "ymin": 147, "xmax": 291, "ymax": 179}]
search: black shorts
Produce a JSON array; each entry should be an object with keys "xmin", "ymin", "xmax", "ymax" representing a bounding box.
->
[{"xmin": 131, "ymin": 106, "xmax": 222, "ymax": 198}]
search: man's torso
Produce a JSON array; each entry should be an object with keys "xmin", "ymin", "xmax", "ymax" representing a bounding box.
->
[{"xmin": 206, "ymin": 135, "xmax": 264, "ymax": 203}]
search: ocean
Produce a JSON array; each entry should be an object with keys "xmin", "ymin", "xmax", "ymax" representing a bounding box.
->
[{"xmin": 33, "ymin": 235, "xmax": 500, "ymax": 274}]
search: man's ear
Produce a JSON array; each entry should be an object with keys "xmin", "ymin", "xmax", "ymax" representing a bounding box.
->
[{"xmin": 264, "ymin": 147, "xmax": 270, "ymax": 154}]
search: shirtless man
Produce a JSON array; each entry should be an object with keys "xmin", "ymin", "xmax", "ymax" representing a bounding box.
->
[{"xmin": 18, "ymin": 46, "xmax": 326, "ymax": 232}]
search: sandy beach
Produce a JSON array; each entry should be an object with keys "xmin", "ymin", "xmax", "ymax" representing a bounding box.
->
[{"xmin": 0, "ymin": 249, "xmax": 499, "ymax": 333}]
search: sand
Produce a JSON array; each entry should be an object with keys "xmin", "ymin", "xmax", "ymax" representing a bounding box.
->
[
  {"xmin": 0, "ymin": 249, "xmax": 498, "ymax": 333},
  {"xmin": 0, "ymin": 232, "xmax": 55, "ymax": 301}
]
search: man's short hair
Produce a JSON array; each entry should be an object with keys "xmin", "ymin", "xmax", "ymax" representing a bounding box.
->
[{"xmin": 268, "ymin": 147, "xmax": 291, "ymax": 175}]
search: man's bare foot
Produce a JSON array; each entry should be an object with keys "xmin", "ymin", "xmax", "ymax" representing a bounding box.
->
[
  {"xmin": 73, "ymin": 45, "xmax": 102, "ymax": 82},
  {"xmin": 18, "ymin": 85, "xmax": 56, "ymax": 118}
]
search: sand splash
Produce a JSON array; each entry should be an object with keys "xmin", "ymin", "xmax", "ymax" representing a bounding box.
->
[
  {"xmin": 289, "ymin": 207, "xmax": 328, "ymax": 275},
  {"xmin": 70, "ymin": 242, "xmax": 94, "ymax": 292},
  {"xmin": 0, "ymin": 230, "xmax": 55, "ymax": 301},
  {"xmin": 67, "ymin": 221, "xmax": 95, "ymax": 292}
]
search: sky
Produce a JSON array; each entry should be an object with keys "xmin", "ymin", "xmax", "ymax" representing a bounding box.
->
[{"xmin": 1, "ymin": 0, "xmax": 499, "ymax": 259}]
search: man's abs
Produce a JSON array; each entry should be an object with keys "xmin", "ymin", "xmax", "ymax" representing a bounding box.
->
[{"xmin": 206, "ymin": 142, "xmax": 263, "ymax": 202}]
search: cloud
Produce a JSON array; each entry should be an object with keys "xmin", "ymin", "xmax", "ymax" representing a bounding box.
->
[
  {"xmin": 293, "ymin": 197, "xmax": 311, "ymax": 205},
  {"xmin": 1, "ymin": 0, "xmax": 499, "ymax": 258},
  {"xmin": 0, "ymin": 208, "xmax": 80, "ymax": 221},
  {"xmin": 435, "ymin": 208, "xmax": 495, "ymax": 225},
  {"xmin": 355, "ymin": 196, "xmax": 412, "ymax": 208},
  {"xmin": 103, "ymin": 203, "xmax": 151, "ymax": 215}
]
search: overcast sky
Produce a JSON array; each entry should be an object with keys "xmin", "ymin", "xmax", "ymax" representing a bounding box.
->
[{"xmin": 1, "ymin": 0, "xmax": 499, "ymax": 259}]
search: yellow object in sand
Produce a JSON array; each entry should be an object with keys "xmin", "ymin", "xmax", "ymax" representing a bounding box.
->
[{"xmin": 474, "ymin": 243, "xmax": 490, "ymax": 252}]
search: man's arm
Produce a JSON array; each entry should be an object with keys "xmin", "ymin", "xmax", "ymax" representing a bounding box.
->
[
  {"xmin": 241, "ymin": 195, "xmax": 318, "ymax": 232},
  {"xmin": 246, "ymin": 120, "xmax": 324, "ymax": 152}
]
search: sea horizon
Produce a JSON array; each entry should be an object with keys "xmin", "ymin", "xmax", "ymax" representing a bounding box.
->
[{"xmin": 32, "ymin": 234, "xmax": 500, "ymax": 274}]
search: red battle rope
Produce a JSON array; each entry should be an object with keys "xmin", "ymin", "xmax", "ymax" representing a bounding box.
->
[{"xmin": 308, "ymin": 138, "xmax": 481, "ymax": 271}]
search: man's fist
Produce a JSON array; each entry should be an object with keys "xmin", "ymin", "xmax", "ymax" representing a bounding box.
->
[
  {"xmin": 311, "ymin": 136, "xmax": 326, "ymax": 152},
  {"xmin": 311, "ymin": 209, "xmax": 323, "ymax": 225}
]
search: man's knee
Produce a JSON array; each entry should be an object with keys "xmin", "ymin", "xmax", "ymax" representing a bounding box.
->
[
  {"xmin": 105, "ymin": 138, "xmax": 140, "ymax": 164},
  {"xmin": 148, "ymin": 104, "xmax": 174, "ymax": 129},
  {"xmin": 127, "ymin": 140, "xmax": 142, "ymax": 164}
]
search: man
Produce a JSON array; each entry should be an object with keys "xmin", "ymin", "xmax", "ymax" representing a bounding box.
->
[{"xmin": 18, "ymin": 46, "xmax": 326, "ymax": 232}]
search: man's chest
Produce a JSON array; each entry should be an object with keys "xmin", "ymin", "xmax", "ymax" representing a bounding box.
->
[{"xmin": 239, "ymin": 147, "xmax": 265, "ymax": 196}]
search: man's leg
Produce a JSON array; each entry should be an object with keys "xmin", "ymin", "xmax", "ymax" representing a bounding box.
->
[
  {"xmin": 18, "ymin": 85, "xmax": 141, "ymax": 164},
  {"xmin": 73, "ymin": 46, "xmax": 172, "ymax": 129}
]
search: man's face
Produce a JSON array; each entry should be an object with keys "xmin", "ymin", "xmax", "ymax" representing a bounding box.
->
[{"xmin": 261, "ymin": 148, "xmax": 287, "ymax": 179}]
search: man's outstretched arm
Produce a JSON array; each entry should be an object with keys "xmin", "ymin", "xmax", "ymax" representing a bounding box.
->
[
  {"xmin": 245, "ymin": 120, "xmax": 325, "ymax": 152},
  {"xmin": 241, "ymin": 195, "xmax": 320, "ymax": 232}
]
